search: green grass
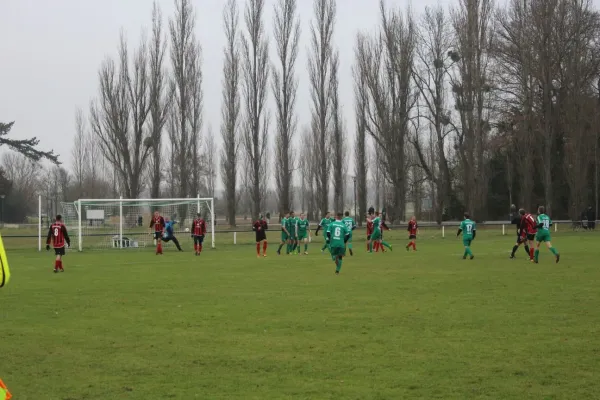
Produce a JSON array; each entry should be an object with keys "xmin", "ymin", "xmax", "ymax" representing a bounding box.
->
[{"xmin": 1, "ymin": 230, "xmax": 600, "ymax": 399}]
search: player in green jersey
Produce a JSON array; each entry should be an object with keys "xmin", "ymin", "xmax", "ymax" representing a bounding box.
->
[
  {"xmin": 315, "ymin": 212, "xmax": 334, "ymax": 252},
  {"xmin": 342, "ymin": 211, "xmax": 357, "ymax": 256},
  {"xmin": 326, "ymin": 212, "xmax": 351, "ymax": 275},
  {"xmin": 285, "ymin": 211, "xmax": 297, "ymax": 255},
  {"xmin": 369, "ymin": 212, "xmax": 392, "ymax": 252},
  {"xmin": 533, "ymin": 206, "xmax": 560, "ymax": 263},
  {"xmin": 296, "ymin": 213, "xmax": 311, "ymax": 254},
  {"xmin": 277, "ymin": 212, "xmax": 291, "ymax": 255},
  {"xmin": 456, "ymin": 212, "xmax": 476, "ymax": 259}
]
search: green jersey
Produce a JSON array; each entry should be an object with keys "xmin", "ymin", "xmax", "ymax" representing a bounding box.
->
[
  {"xmin": 537, "ymin": 214, "xmax": 552, "ymax": 231},
  {"xmin": 460, "ymin": 219, "xmax": 476, "ymax": 239},
  {"xmin": 341, "ymin": 217, "xmax": 356, "ymax": 236},
  {"xmin": 281, "ymin": 217, "xmax": 289, "ymax": 233},
  {"xmin": 297, "ymin": 218, "xmax": 309, "ymax": 234},
  {"xmin": 319, "ymin": 217, "xmax": 333, "ymax": 230},
  {"xmin": 326, "ymin": 220, "xmax": 350, "ymax": 248},
  {"xmin": 286, "ymin": 217, "xmax": 296, "ymax": 234},
  {"xmin": 372, "ymin": 217, "xmax": 381, "ymax": 233}
]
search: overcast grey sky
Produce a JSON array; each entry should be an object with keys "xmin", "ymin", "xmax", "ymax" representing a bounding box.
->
[{"xmin": 2, "ymin": 0, "xmax": 525, "ymax": 174}]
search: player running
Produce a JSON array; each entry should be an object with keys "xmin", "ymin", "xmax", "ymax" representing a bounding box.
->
[
  {"xmin": 315, "ymin": 212, "xmax": 334, "ymax": 253},
  {"xmin": 191, "ymin": 213, "xmax": 207, "ymax": 256},
  {"xmin": 534, "ymin": 206, "xmax": 560, "ymax": 263},
  {"xmin": 46, "ymin": 215, "xmax": 71, "ymax": 273},
  {"xmin": 149, "ymin": 210, "xmax": 166, "ymax": 255},
  {"xmin": 276, "ymin": 212, "xmax": 291, "ymax": 255},
  {"xmin": 406, "ymin": 216, "xmax": 418, "ymax": 251},
  {"xmin": 326, "ymin": 213, "xmax": 351, "ymax": 275},
  {"xmin": 369, "ymin": 212, "xmax": 392, "ymax": 252},
  {"xmin": 162, "ymin": 218, "xmax": 183, "ymax": 251},
  {"xmin": 341, "ymin": 211, "xmax": 357, "ymax": 256},
  {"xmin": 510, "ymin": 209, "xmax": 536, "ymax": 260},
  {"xmin": 253, "ymin": 214, "xmax": 268, "ymax": 257},
  {"xmin": 456, "ymin": 212, "xmax": 476, "ymax": 259},
  {"xmin": 296, "ymin": 213, "xmax": 311, "ymax": 254}
]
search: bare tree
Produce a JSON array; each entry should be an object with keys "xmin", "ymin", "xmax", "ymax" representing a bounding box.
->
[
  {"xmin": 72, "ymin": 107, "xmax": 87, "ymax": 197},
  {"xmin": 220, "ymin": 0, "xmax": 242, "ymax": 226},
  {"xmin": 411, "ymin": 6, "xmax": 455, "ymax": 223},
  {"xmin": 168, "ymin": 0, "xmax": 203, "ymax": 198},
  {"xmin": 272, "ymin": 0, "xmax": 300, "ymax": 216},
  {"xmin": 330, "ymin": 51, "xmax": 345, "ymax": 212},
  {"xmin": 2, "ymin": 152, "xmax": 41, "ymax": 210},
  {"xmin": 450, "ymin": 0, "xmax": 495, "ymax": 218},
  {"xmin": 353, "ymin": 50, "xmax": 368, "ymax": 225},
  {"xmin": 355, "ymin": 2, "xmax": 417, "ymax": 222},
  {"xmin": 203, "ymin": 125, "xmax": 217, "ymax": 198},
  {"xmin": 241, "ymin": 0, "xmax": 270, "ymax": 220},
  {"xmin": 89, "ymin": 33, "xmax": 152, "ymax": 199},
  {"xmin": 148, "ymin": 1, "xmax": 171, "ymax": 198},
  {"xmin": 308, "ymin": 0, "xmax": 336, "ymax": 216}
]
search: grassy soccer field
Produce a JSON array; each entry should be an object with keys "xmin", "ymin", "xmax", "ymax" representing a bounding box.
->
[{"xmin": 1, "ymin": 229, "xmax": 599, "ymax": 399}]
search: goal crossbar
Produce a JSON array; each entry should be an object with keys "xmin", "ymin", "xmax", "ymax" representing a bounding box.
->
[{"xmin": 71, "ymin": 196, "xmax": 215, "ymax": 251}]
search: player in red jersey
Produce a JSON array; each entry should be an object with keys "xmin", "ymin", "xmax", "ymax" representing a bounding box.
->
[
  {"xmin": 46, "ymin": 215, "xmax": 70, "ymax": 273},
  {"xmin": 406, "ymin": 216, "xmax": 418, "ymax": 251},
  {"xmin": 252, "ymin": 214, "xmax": 268, "ymax": 257},
  {"xmin": 520, "ymin": 208, "xmax": 537, "ymax": 261},
  {"xmin": 191, "ymin": 213, "xmax": 207, "ymax": 256},
  {"xmin": 509, "ymin": 208, "xmax": 534, "ymax": 260},
  {"xmin": 149, "ymin": 210, "xmax": 166, "ymax": 255}
]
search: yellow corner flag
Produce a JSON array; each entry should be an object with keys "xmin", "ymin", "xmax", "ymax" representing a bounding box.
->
[
  {"xmin": 0, "ymin": 379, "xmax": 11, "ymax": 399},
  {"xmin": 0, "ymin": 234, "xmax": 10, "ymax": 288}
]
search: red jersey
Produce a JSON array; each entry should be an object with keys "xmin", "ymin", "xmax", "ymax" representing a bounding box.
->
[
  {"xmin": 253, "ymin": 219, "xmax": 268, "ymax": 232},
  {"xmin": 149, "ymin": 215, "xmax": 165, "ymax": 232},
  {"xmin": 408, "ymin": 220, "xmax": 418, "ymax": 235},
  {"xmin": 46, "ymin": 222, "xmax": 70, "ymax": 248},
  {"xmin": 520, "ymin": 213, "xmax": 537, "ymax": 235},
  {"xmin": 191, "ymin": 218, "xmax": 207, "ymax": 236},
  {"xmin": 367, "ymin": 219, "xmax": 374, "ymax": 235}
]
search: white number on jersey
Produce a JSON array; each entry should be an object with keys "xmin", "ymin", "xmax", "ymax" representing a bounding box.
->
[
  {"xmin": 344, "ymin": 220, "xmax": 353, "ymax": 230},
  {"xmin": 54, "ymin": 227, "xmax": 59, "ymax": 236},
  {"xmin": 542, "ymin": 219, "xmax": 550, "ymax": 229},
  {"xmin": 466, "ymin": 224, "xmax": 473, "ymax": 233},
  {"xmin": 334, "ymin": 226, "xmax": 342, "ymax": 239}
]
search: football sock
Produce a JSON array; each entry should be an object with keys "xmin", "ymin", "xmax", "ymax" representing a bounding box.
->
[
  {"xmin": 524, "ymin": 245, "xmax": 530, "ymax": 256},
  {"xmin": 348, "ymin": 243, "xmax": 353, "ymax": 250},
  {"xmin": 336, "ymin": 258, "xmax": 342, "ymax": 273},
  {"xmin": 463, "ymin": 249, "xmax": 468, "ymax": 258},
  {"xmin": 54, "ymin": 260, "xmax": 59, "ymax": 270},
  {"xmin": 256, "ymin": 243, "xmax": 261, "ymax": 255},
  {"xmin": 412, "ymin": 242, "xmax": 416, "ymax": 250},
  {"xmin": 369, "ymin": 241, "xmax": 373, "ymax": 252},
  {"xmin": 198, "ymin": 244, "xmax": 203, "ymax": 253},
  {"xmin": 263, "ymin": 241, "xmax": 267, "ymax": 254},
  {"xmin": 534, "ymin": 249, "xmax": 540, "ymax": 261},
  {"xmin": 292, "ymin": 243, "xmax": 298, "ymax": 252},
  {"xmin": 304, "ymin": 243, "xmax": 308, "ymax": 252},
  {"xmin": 374, "ymin": 242, "xmax": 380, "ymax": 252},
  {"xmin": 59, "ymin": 260, "xmax": 63, "ymax": 270},
  {"xmin": 321, "ymin": 243, "xmax": 328, "ymax": 251},
  {"xmin": 511, "ymin": 245, "xmax": 518, "ymax": 256},
  {"xmin": 173, "ymin": 238, "xmax": 182, "ymax": 251},
  {"xmin": 157, "ymin": 242, "xmax": 162, "ymax": 253},
  {"xmin": 550, "ymin": 247, "xmax": 558, "ymax": 255},
  {"xmin": 194, "ymin": 244, "xmax": 197, "ymax": 253},
  {"xmin": 529, "ymin": 247, "xmax": 534, "ymax": 259},
  {"xmin": 382, "ymin": 241, "xmax": 392, "ymax": 250}
]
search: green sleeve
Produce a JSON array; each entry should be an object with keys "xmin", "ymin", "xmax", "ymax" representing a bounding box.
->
[
  {"xmin": 459, "ymin": 221, "xmax": 465, "ymax": 230},
  {"xmin": 473, "ymin": 222, "xmax": 477, "ymax": 230}
]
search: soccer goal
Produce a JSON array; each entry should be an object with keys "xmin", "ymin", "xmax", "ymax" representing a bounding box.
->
[{"xmin": 54, "ymin": 197, "xmax": 215, "ymax": 251}]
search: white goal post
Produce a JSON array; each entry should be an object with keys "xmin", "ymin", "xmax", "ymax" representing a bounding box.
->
[{"xmin": 47, "ymin": 197, "xmax": 215, "ymax": 251}]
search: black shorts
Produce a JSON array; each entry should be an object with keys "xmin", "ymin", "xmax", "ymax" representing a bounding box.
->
[
  {"xmin": 527, "ymin": 233, "xmax": 535, "ymax": 241},
  {"xmin": 517, "ymin": 235, "xmax": 526, "ymax": 243},
  {"xmin": 54, "ymin": 247, "xmax": 65, "ymax": 256},
  {"xmin": 194, "ymin": 235, "xmax": 205, "ymax": 244},
  {"xmin": 409, "ymin": 235, "xmax": 416, "ymax": 240},
  {"xmin": 154, "ymin": 232, "xmax": 162, "ymax": 240},
  {"xmin": 255, "ymin": 231, "xmax": 267, "ymax": 242},
  {"xmin": 367, "ymin": 234, "xmax": 371, "ymax": 240}
]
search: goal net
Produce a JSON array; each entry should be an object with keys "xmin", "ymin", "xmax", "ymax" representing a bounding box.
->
[{"xmin": 58, "ymin": 197, "xmax": 215, "ymax": 251}]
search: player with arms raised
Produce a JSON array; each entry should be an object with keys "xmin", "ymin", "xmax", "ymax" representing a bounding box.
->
[
  {"xmin": 149, "ymin": 210, "xmax": 165, "ymax": 255},
  {"xmin": 456, "ymin": 212, "xmax": 476, "ymax": 259},
  {"xmin": 191, "ymin": 213, "xmax": 207, "ymax": 256},
  {"xmin": 341, "ymin": 211, "xmax": 357, "ymax": 256},
  {"xmin": 253, "ymin": 214, "xmax": 268, "ymax": 257},
  {"xmin": 406, "ymin": 216, "xmax": 418, "ymax": 251},
  {"xmin": 326, "ymin": 213, "xmax": 351, "ymax": 275},
  {"xmin": 46, "ymin": 214, "xmax": 70, "ymax": 273},
  {"xmin": 534, "ymin": 206, "xmax": 560, "ymax": 263}
]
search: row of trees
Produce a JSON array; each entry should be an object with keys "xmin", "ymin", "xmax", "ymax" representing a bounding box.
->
[{"xmin": 2, "ymin": 0, "xmax": 600, "ymax": 225}]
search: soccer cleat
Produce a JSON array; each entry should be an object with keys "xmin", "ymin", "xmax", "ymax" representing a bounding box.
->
[
  {"xmin": 534, "ymin": 259, "xmax": 539, "ymax": 264},
  {"xmin": 470, "ymin": 255, "xmax": 474, "ymax": 260},
  {"xmin": 304, "ymin": 252, "xmax": 308, "ymax": 255},
  {"xmin": 349, "ymin": 249, "xmax": 353, "ymax": 256},
  {"xmin": 335, "ymin": 270, "xmax": 339, "ymax": 275},
  {"xmin": 406, "ymin": 245, "xmax": 409, "ymax": 251},
  {"xmin": 60, "ymin": 268, "xmax": 64, "ymax": 272},
  {"xmin": 556, "ymin": 254, "xmax": 560, "ymax": 263},
  {"xmin": 277, "ymin": 250, "xmax": 281, "ymax": 255},
  {"xmin": 53, "ymin": 268, "xmax": 58, "ymax": 273},
  {"xmin": 263, "ymin": 254, "xmax": 267, "ymax": 257},
  {"xmin": 509, "ymin": 255, "xmax": 515, "ymax": 259},
  {"xmin": 462, "ymin": 256, "xmax": 467, "ymax": 260}
]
